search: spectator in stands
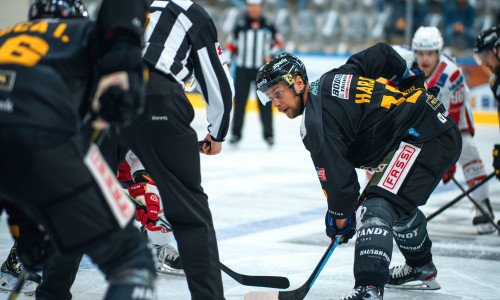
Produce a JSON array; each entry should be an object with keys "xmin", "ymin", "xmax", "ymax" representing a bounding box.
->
[
  {"xmin": 225, "ymin": 0, "xmax": 284, "ymax": 146},
  {"xmin": 443, "ymin": 0, "xmax": 475, "ymax": 49},
  {"xmin": 384, "ymin": 0, "xmax": 429, "ymax": 44}
]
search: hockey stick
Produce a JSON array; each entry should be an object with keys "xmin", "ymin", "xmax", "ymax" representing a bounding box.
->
[
  {"xmin": 221, "ymin": 263, "xmax": 290, "ymax": 289},
  {"xmin": 7, "ymin": 269, "xmax": 29, "ymax": 300},
  {"xmin": 451, "ymin": 177, "xmax": 500, "ymax": 232},
  {"xmin": 427, "ymin": 61, "xmax": 447, "ymax": 89},
  {"xmin": 244, "ymin": 236, "xmax": 342, "ymax": 300},
  {"xmin": 427, "ymin": 172, "xmax": 495, "ymax": 221},
  {"xmin": 127, "ymin": 193, "xmax": 290, "ymax": 288}
]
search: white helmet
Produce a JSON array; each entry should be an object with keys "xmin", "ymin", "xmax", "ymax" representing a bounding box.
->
[{"xmin": 412, "ymin": 26, "xmax": 444, "ymax": 53}]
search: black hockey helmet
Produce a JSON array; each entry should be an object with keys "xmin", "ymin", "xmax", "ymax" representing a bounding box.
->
[
  {"xmin": 29, "ymin": 0, "xmax": 89, "ymax": 20},
  {"xmin": 256, "ymin": 53, "xmax": 308, "ymax": 104},
  {"xmin": 474, "ymin": 26, "xmax": 500, "ymax": 54}
]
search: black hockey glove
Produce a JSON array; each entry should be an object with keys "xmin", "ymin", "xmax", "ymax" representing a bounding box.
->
[
  {"xmin": 427, "ymin": 86, "xmax": 440, "ymax": 97},
  {"xmin": 98, "ymin": 68, "xmax": 147, "ymax": 128},
  {"xmin": 397, "ymin": 69, "xmax": 426, "ymax": 94},
  {"xmin": 325, "ymin": 212, "xmax": 356, "ymax": 245},
  {"xmin": 493, "ymin": 144, "xmax": 500, "ymax": 180}
]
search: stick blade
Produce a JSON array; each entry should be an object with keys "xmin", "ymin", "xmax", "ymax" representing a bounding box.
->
[{"xmin": 244, "ymin": 291, "xmax": 279, "ymax": 300}]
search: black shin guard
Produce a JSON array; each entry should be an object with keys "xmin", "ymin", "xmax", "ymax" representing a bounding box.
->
[
  {"xmin": 354, "ymin": 198, "xmax": 399, "ymax": 287},
  {"xmin": 354, "ymin": 225, "xmax": 393, "ymax": 287},
  {"xmin": 393, "ymin": 209, "xmax": 432, "ymax": 267}
]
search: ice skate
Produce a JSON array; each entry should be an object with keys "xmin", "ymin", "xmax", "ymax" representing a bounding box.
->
[
  {"xmin": 386, "ymin": 261, "xmax": 440, "ymax": 290},
  {"xmin": 155, "ymin": 244, "xmax": 185, "ymax": 276},
  {"xmin": 0, "ymin": 245, "xmax": 42, "ymax": 296},
  {"xmin": 339, "ymin": 285, "xmax": 383, "ymax": 300},
  {"xmin": 473, "ymin": 198, "xmax": 496, "ymax": 234}
]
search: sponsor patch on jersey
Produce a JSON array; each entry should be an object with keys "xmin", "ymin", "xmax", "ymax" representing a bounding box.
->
[
  {"xmin": 437, "ymin": 112, "xmax": 447, "ymax": 123},
  {"xmin": 408, "ymin": 128, "xmax": 420, "ymax": 137},
  {"xmin": 377, "ymin": 142, "xmax": 420, "ymax": 194},
  {"xmin": 84, "ymin": 144, "xmax": 135, "ymax": 228},
  {"xmin": 316, "ymin": 167, "xmax": 326, "ymax": 181},
  {"xmin": 425, "ymin": 93, "xmax": 441, "ymax": 110},
  {"xmin": 449, "ymin": 70, "xmax": 460, "ymax": 83},
  {"xmin": 0, "ymin": 70, "xmax": 16, "ymax": 92},
  {"xmin": 331, "ymin": 74, "xmax": 352, "ymax": 99},
  {"xmin": 310, "ymin": 80, "xmax": 319, "ymax": 95},
  {"xmin": 436, "ymin": 73, "xmax": 447, "ymax": 87},
  {"xmin": 0, "ymin": 98, "xmax": 13, "ymax": 113}
]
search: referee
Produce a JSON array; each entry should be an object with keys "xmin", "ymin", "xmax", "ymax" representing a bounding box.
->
[
  {"xmin": 120, "ymin": 0, "xmax": 235, "ymax": 299},
  {"xmin": 226, "ymin": 0, "xmax": 284, "ymax": 146}
]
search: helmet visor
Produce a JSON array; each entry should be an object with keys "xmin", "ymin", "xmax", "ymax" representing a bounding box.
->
[{"xmin": 256, "ymin": 76, "xmax": 287, "ymax": 105}]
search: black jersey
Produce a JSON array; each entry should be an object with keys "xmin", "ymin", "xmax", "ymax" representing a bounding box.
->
[
  {"xmin": 488, "ymin": 72, "xmax": 500, "ymax": 129},
  {"xmin": 302, "ymin": 42, "xmax": 457, "ymax": 218},
  {"xmin": 0, "ymin": 19, "xmax": 95, "ymax": 132},
  {"xmin": 0, "ymin": 0, "xmax": 147, "ymax": 132}
]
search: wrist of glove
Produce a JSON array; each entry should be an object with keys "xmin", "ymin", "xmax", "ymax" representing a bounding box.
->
[
  {"xmin": 97, "ymin": 67, "xmax": 147, "ymax": 128},
  {"xmin": 128, "ymin": 182, "xmax": 162, "ymax": 231},
  {"xmin": 442, "ymin": 164, "xmax": 456, "ymax": 184},
  {"xmin": 325, "ymin": 213, "xmax": 356, "ymax": 245},
  {"xmin": 493, "ymin": 144, "xmax": 500, "ymax": 179},
  {"xmin": 397, "ymin": 68, "xmax": 426, "ymax": 93}
]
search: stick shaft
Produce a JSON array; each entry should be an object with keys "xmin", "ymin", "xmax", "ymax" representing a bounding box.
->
[
  {"xmin": 451, "ymin": 177, "xmax": 500, "ymax": 231},
  {"xmin": 427, "ymin": 172, "xmax": 494, "ymax": 221}
]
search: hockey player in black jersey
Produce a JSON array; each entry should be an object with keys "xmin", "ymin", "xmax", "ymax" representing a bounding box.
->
[
  {"xmin": 256, "ymin": 43, "xmax": 462, "ymax": 299},
  {"xmin": 474, "ymin": 26, "xmax": 500, "ymax": 183},
  {"xmin": 0, "ymin": 1, "xmax": 157, "ymax": 299}
]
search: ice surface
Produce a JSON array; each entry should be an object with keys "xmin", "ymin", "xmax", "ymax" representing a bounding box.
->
[{"xmin": 0, "ymin": 110, "xmax": 499, "ymax": 300}]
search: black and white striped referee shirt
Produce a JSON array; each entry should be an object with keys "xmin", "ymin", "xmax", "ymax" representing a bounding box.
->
[
  {"xmin": 142, "ymin": 0, "xmax": 234, "ymax": 142},
  {"xmin": 225, "ymin": 13, "xmax": 283, "ymax": 69}
]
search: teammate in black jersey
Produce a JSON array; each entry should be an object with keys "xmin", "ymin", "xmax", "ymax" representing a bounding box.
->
[
  {"xmin": 0, "ymin": 1, "xmax": 156, "ymax": 299},
  {"xmin": 256, "ymin": 42, "xmax": 462, "ymax": 300},
  {"xmin": 474, "ymin": 26, "xmax": 500, "ymax": 181}
]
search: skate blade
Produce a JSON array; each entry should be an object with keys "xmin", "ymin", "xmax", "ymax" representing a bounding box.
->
[
  {"xmin": 475, "ymin": 224, "xmax": 496, "ymax": 235},
  {"xmin": 156, "ymin": 266, "xmax": 185, "ymax": 277},
  {"xmin": 244, "ymin": 291, "xmax": 279, "ymax": 300},
  {"xmin": 386, "ymin": 279, "xmax": 441, "ymax": 290}
]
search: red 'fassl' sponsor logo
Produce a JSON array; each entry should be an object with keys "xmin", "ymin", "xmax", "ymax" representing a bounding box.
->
[{"xmin": 383, "ymin": 145, "xmax": 416, "ymax": 189}]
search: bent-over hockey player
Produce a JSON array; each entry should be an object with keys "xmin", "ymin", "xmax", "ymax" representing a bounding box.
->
[
  {"xmin": 474, "ymin": 26, "xmax": 500, "ymax": 185},
  {"xmin": 255, "ymin": 43, "xmax": 462, "ymax": 299},
  {"xmin": 394, "ymin": 26, "xmax": 496, "ymax": 234},
  {"xmin": 0, "ymin": 0, "xmax": 157, "ymax": 299}
]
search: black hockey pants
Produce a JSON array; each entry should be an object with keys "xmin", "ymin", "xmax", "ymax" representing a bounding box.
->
[
  {"xmin": 353, "ymin": 126, "xmax": 461, "ymax": 287},
  {"xmin": 0, "ymin": 125, "xmax": 156, "ymax": 300}
]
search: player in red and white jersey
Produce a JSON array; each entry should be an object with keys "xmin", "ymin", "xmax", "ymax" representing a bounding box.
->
[{"xmin": 118, "ymin": 151, "xmax": 184, "ymax": 276}]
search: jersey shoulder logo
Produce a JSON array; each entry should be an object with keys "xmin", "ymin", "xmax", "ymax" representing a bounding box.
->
[
  {"xmin": 0, "ymin": 70, "xmax": 15, "ymax": 92},
  {"xmin": 310, "ymin": 79, "xmax": 319, "ymax": 95}
]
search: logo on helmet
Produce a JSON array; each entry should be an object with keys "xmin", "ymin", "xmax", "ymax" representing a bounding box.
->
[
  {"xmin": 272, "ymin": 58, "xmax": 288, "ymax": 70},
  {"xmin": 256, "ymin": 78, "xmax": 267, "ymax": 89},
  {"xmin": 283, "ymin": 74, "xmax": 294, "ymax": 85}
]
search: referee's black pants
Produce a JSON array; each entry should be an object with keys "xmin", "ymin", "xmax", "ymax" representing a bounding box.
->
[
  {"xmin": 231, "ymin": 67, "xmax": 273, "ymax": 140},
  {"xmin": 118, "ymin": 71, "xmax": 224, "ymax": 299}
]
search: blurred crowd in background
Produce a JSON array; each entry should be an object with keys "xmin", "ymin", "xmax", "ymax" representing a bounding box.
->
[{"xmin": 192, "ymin": 0, "xmax": 500, "ymax": 57}]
